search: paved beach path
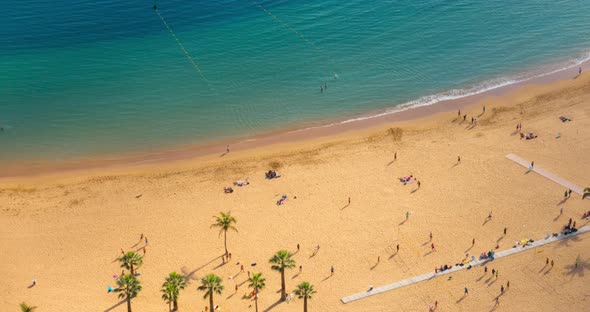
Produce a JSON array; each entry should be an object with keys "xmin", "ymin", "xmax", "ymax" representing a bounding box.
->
[{"xmin": 341, "ymin": 225, "xmax": 590, "ymax": 303}]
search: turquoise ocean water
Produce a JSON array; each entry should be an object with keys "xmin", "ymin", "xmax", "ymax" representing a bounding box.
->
[{"xmin": 1, "ymin": 0, "xmax": 589, "ymax": 165}]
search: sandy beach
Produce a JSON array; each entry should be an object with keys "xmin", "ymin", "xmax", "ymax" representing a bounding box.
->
[{"xmin": 1, "ymin": 72, "xmax": 589, "ymax": 311}]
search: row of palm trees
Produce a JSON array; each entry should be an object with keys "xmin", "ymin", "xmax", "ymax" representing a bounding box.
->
[
  {"xmin": 20, "ymin": 211, "xmax": 316, "ymax": 311},
  {"xmin": 113, "ymin": 250, "xmax": 315, "ymax": 312}
]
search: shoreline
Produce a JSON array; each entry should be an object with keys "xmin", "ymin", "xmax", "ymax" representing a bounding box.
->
[{"xmin": 1, "ymin": 57, "xmax": 588, "ymax": 179}]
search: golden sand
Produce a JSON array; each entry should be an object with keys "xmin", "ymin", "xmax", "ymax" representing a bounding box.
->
[{"xmin": 1, "ymin": 74, "xmax": 589, "ymax": 311}]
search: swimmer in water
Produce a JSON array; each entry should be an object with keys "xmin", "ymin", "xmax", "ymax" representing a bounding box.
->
[{"xmin": 320, "ymin": 86, "xmax": 324, "ymax": 93}]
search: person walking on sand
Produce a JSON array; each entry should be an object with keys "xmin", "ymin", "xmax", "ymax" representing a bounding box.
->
[
  {"xmin": 396, "ymin": 244, "xmax": 400, "ymax": 252},
  {"xmin": 429, "ymin": 232, "xmax": 433, "ymax": 241},
  {"xmin": 530, "ymin": 161, "xmax": 534, "ymax": 169},
  {"xmin": 463, "ymin": 114, "xmax": 467, "ymax": 121},
  {"xmin": 145, "ymin": 237, "xmax": 148, "ymax": 245},
  {"xmin": 297, "ymin": 243, "xmax": 300, "ymax": 252},
  {"xmin": 406, "ymin": 211, "xmax": 410, "ymax": 220},
  {"xmin": 235, "ymin": 284, "xmax": 238, "ymax": 293},
  {"xmin": 500, "ymin": 285, "xmax": 504, "ymax": 294},
  {"xmin": 431, "ymin": 243, "xmax": 436, "ymax": 251},
  {"xmin": 331, "ymin": 266, "xmax": 334, "ymax": 275},
  {"xmin": 472, "ymin": 238, "xmax": 475, "ymax": 246},
  {"xmin": 492, "ymin": 268, "xmax": 495, "ymax": 276},
  {"xmin": 394, "ymin": 152, "xmax": 397, "ymax": 160},
  {"xmin": 241, "ymin": 265, "xmax": 244, "ymax": 273},
  {"xmin": 504, "ymin": 227, "xmax": 507, "ymax": 235},
  {"xmin": 546, "ymin": 258, "xmax": 549, "ymax": 265},
  {"xmin": 417, "ymin": 180, "xmax": 421, "ymax": 188},
  {"xmin": 458, "ymin": 110, "xmax": 461, "ymax": 117},
  {"xmin": 464, "ymin": 287, "xmax": 469, "ymax": 295},
  {"xmin": 377, "ymin": 256, "xmax": 380, "ymax": 263},
  {"xmin": 483, "ymin": 105, "xmax": 486, "ymax": 113},
  {"xmin": 484, "ymin": 266, "xmax": 488, "ymax": 273},
  {"xmin": 506, "ymin": 281, "xmax": 510, "ymax": 289},
  {"xmin": 299, "ymin": 265, "xmax": 302, "ymax": 273},
  {"xmin": 348, "ymin": 197, "xmax": 351, "ymax": 205},
  {"xmin": 458, "ymin": 156, "xmax": 461, "ymax": 163},
  {"xmin": 488, "ymin": 211, "xmax": 493, "ymax": 220},
  {"xmin": 551, "ymin": 260, "xmax": 554, "ymax": 268}
]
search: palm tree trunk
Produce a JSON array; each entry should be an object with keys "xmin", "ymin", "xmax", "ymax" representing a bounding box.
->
[
  {"xmin": 130, "ymin": 265, "xmax": 134, "ymax": 276},
  {"xmin": 209, "ymin": 292, "xmax": 214, "ymax": 312},
  {"xmin": 173, "ymin": 300, "xmax": 178, "ymax": 311},
  {"xmin": 304, "ymin": 297, "xmax": 307, "ymax": 312},
  {"xmin": 127, "ymin": 297, "xmax": 132, "ymax": 312},
  {"xmin": 255, "ymin": 296, "xmax": 258, "ymax": 312},
  {"xmin": 280, "ymin": 269, "xmax": 286, "ymax": 301},
  {"xmin": 224, "ymin": 231, "xmax": 228, "ymax": 257},
  {"xmin": 168, "ymin": 300, "xmax": 172, "ymax": 312}
]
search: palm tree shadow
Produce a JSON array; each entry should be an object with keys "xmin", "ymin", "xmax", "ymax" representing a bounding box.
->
[
  {"xmin": 564, "ymin": 256, "xmax": 590, "ymax": 279},
  {"xmin": 104, "ymin": 299, "xmax": 126, "ymax": 312},
  {"xmin": 263, "ymin": 299, "xmax": 283, "ymax": 312},
  {"xmin": 220, "ymin": 152, "xmax": 228, "ymax": 157},
  {"xmin": 180, "ymin": 255, "xmax": 224, "ymax": 282}
]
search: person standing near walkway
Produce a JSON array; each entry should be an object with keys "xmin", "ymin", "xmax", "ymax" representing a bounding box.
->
[
  {"xmin": 464, "ymin": 287, "xmax": 469, "ymax": 295},
  {"xmin": 500, "ymin": 285, "xmax": 504, "ymax": 294},
  {"xmin": 530, "ymin": 161, "xmax": 534, "ymax": 169}
]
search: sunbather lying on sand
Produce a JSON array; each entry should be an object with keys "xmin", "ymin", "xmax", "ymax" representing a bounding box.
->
[
  {"xmin": 559, "ymin": 116, "xmax": 572, "ymax": 122},
  {"xmin": 234, "ymin": 178, "xmax": 250, "ymax": 187}
]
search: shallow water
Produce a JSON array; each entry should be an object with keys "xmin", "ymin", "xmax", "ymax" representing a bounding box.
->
[{"xmin": 2, "ymin": 0, "xmax": 589, "ymax": 164}]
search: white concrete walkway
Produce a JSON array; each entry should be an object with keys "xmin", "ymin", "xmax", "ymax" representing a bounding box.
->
[
  {"xmin": 505, "ymin": 153, "xmax": 584, "ymax": 195},
  {"xmin": 341, "ymin": 225, "xmax": 590, "ymax": 304}
]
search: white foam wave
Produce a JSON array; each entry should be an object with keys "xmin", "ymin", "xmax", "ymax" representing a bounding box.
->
[{"xmin": 287, "ymin": 51, "xmax": 590, "ymax": 134}]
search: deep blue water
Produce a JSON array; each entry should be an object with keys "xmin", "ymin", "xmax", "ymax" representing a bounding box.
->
[{"xmin": 1, "ymin": 0, "xmax": 589, "ymax": 163}]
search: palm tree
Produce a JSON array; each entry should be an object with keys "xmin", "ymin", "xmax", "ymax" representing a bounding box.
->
[
  {"xmin": 269, "ymin": 250, "xmax": 296, "ymax": 301},
  {"xmin": 247, "ymin": 272, "xmax": 266, "ymax": 312},
  {"xmin": 211, "ymin": 211, "xmax": 237, "ymax": 257},
  {"xmin": 119, "ymin": 251, "xmax": 144, "ymax": 276},
  {"xmin": 294, "ymin": 282, "xmax": 316, "ymax": 312},
  {"xmin": 19, "ymin": 303, "xmax": 37, "ymax": 312},
  {"xmin": 161, "ymin": 272, "xmax": 187, "ymax": 311},
  {"xmin": 197, "ymin": 274, "xmax": 224, "ymax": 312},
  {"xmin": 114, "ymin": 274, "xmax": 142, "ymax": 312}
]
